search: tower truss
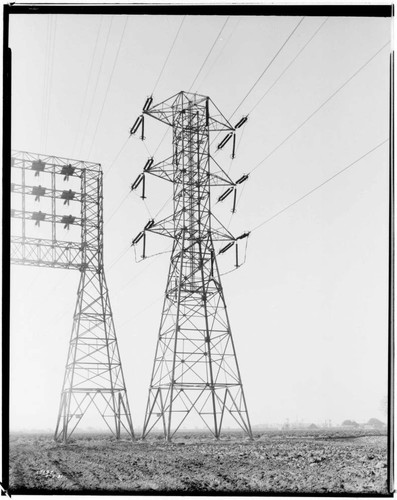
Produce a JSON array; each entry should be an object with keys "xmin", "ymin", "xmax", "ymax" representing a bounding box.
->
[
  {"xmin": 131, "ymin": 92, "xmax": 252, "ymax": 440},
  {"xmin": 11, "ymin": 151, "xmax": 134, "ymax": 442}
]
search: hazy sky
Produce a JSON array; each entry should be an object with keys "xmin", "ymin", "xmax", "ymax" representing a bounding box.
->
[{"xmin": 8, "ymin": 11, "xmax": 391, "ymax": 432}]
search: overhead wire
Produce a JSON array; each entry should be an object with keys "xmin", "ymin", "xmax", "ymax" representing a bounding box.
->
[
  {"xmin": 247, "ymin": 17, "xmax": 330, "ymax": 116},
  {"xmin": 108, "ymin": 244, "xmax": 131, "ymax": 271},
  {"xmin": 87, "ymin": 16, "xmax": 129, "ymax": 158},
  {"xmin": 111, "ymin": 242, "xmax": 173, "ymax": 303},
  {"xmin": 77, "ymin": 17, "xmax": 114, "ymax": 157},
  {"xmin": 210, "ymin": 16, "xmax": 306, "ymax": 151},
  {"xmin": 196, "ymin": 17, "xmax": 242, "ymax": 92},
  {"xmin": 152, "ymin": 16, "xmax": 186, "ymax": 96},
  {"xmin": 104, "ymin": 135, "xmax": 131, "ymax": 179},
  {"xmin": 250, "ymin": 139, "xmax": 388, "ymax": 233},
  {"xmin": 188, "ymin": 17, "xmax": 230, "ymax": 92},
  {"xmin": 104, "ymin": 190, "xmax": 131, "ymax": 226},
  {"xmin": 40, "ymin": 15, "xmax": 57, "ymax": 153},
  {"xmin": 228, "ymin": 16, "xmax": 305, "ymax": 122},
  {"xmin": 40, "ymin": 16, "xmax": 51, "ymax": 150},
  {"xmin": 250, "ymin": 39, "xmax": 390, "ymax": 174},
  {"xmin": 44, "ymin": 14, "xmax": 57, "ymax": 152},
  {"xmin": 71, "ymin": 16, "xmax": 104, "ymax": 157}
]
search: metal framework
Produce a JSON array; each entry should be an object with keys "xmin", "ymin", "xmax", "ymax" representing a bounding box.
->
[
  {"xmin": 131, "ymin": 91, "xmax": 252, "ymax": 440},
  {"xmin": 11, "ymin": 151, "xmax": 134, "ymax": 442}
]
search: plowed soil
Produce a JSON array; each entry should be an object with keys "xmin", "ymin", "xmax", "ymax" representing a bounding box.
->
[{"xmin": 9, "ymin": 429, "xmax": 388, "ymax": 494}]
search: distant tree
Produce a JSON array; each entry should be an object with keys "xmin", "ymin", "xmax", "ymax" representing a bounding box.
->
[
  {"xmin": 308, "ymin": 423, "xmax": 318, "ymax": 429},
  {"xmin": 379, "ymin": 395, "xmax": 388, "ymax": 417},
  {"xmin": 342, "ymin": 419, "xmax": 359, "ymax": 427},
  {"xmin": 368, "ymin": 418, "xmax": 385, "ymax": 428}
]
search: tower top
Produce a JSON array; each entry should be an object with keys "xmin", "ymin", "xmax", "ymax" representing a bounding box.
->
[{"xmin": 143, "ymin": 91, "xmax": 234, "ymax": 132}]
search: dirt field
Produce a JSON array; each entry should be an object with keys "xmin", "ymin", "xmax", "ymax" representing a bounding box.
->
[{"xmin": 9, "ymin": 429, "xmax": 389, "ymax": 494}]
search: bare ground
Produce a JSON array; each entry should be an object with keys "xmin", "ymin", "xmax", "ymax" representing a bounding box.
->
[{"xmin": 8, "ymin": 429, "xmax": 389, "ymax": 494}]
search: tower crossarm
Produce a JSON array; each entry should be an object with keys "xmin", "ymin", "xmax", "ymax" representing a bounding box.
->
[
  {"xmin": 11, "ymin": 182, "xmax": 84, "ymax": 204},
  {"xmin": 11, "ymin": 150, "xmax": 100, "ymax": 176}
]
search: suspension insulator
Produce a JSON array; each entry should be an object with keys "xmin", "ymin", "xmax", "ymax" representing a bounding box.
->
[
  {"xmin": 144, "ymin": 158, "xmax": 154, "ymax": 171},
  {"xmin": 141, "ymin": 174, "xmax": 146, "ymax": 199},
  {"xmin": 141, "ymin": 115, "xmax": 145, "ymax": 141},
  {"xmin": 235, "ymin": 116, "xmax": 248, "ymax": 129},
  {"xmin": 236, "ymin": 174, "xmax": 249, "ymax": 185},
  {"xmin": 143, "ymin": 96, "xmax": 153, "ymax": 111},
  {"xmin": 131, "ymin": 231, "xmax": 144, "ymax": 246},
  {"xmin": 219, "ymin": 241, "xmax": 234, "ymax": 255},
  {"xmin": 232, "ymin": 188, "xmax": 237, "ymax": 213},
  {"xmin": 131, "ymin": 173, "xmax": 144, "ymax": 191},
  {"xmin": 130, "ymin": 115, "xmax": 143, "ymax": 135},
  {"xmin": 218, "ymin": 187, "xmax": 234, "ymax": 203},
  {"xmin": 145, "ymin": 219, "xmax": 155, "ymax": 230},
  {"xmin": 217, "ymin": 132, "xmax": 233, "ymax": 150},
  {"xmin": 236, "ymin": 231, "xmax": 250, "ymax": 241},
  {"xmin": 142, "ymin": 232, "xmax": 146, "ymax": 259},
  {"xmin": 231, "ymin": 133, "xmax": 236, "ymax": 159}
]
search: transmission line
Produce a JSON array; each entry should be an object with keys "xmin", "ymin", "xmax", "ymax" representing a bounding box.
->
[
  {"xmin": 197, "ymin": 18, "xmax": 242, "ymax": 91},
  {"xmin": 71, "ymin": 16, "xmax": 104, "ymax": 156},
  {"xmin": 250, "ymin": 39, "xmax": 390, "ymax": 173},
  {"xmin": 228, "ymin": 16, "xmax": 305, "ymax": 121},
  {"xmin": 247, "ymin": 17, "xmax": 329, "ymax": 115},
  {"xmin": 40, "ymin": 16, "xmax": 51, "ymax": 150},
  {"xmin": 105, "ymin": 190, "xmax": 131, "ymax": 226},
  {"xmin": 87, "ymin": 17, "xmax": 129, "ymax": 158},
  {"xmin": 250, "ymin": 139, "xmax": 388, "ymax": 233},
  {"xmin": 188, "ymin": 17, "xmax": 230, "ymax": 92},
  {"xmin": 152, "ymin": 16, "xmax": 186, "ymax": 96},
  {"xmin": 41, "ymin": 15, "xmax": 57, "ymax": 152},
  {"xmin": 77, "ymin": 17, "xmax": 113, "ymax": 157},
  {"xmin": 104, "ymin": 135, "xmax": 131, "ymax": 179}
]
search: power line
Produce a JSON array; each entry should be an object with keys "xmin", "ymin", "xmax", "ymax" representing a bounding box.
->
[
  {"xmin": 108, "ymin": 244, "xmax": 131, "ymax": 271},
  {"xmin": 188, "ymin": 17, "xmax": 230, "ymax": 92},
  {"xmin": 247, "ymin": 17, "xmax": 329, "ymax": 115},
  {"xmin": 152, "ymin": 16, "xmax": 186, "ymax": 96},
  {"xmin": 250, "ymin": 39, "xmax": 390, "ymax": 173},
  {"xmin": 104, "ymin": 190, "xmax": 131, "ymax": 226},
  {"xmin": 40, "ymin": 16, "xmax": 51, "ymax": 150},
  {"xmin": 197, "ymin": 17, "xmax": 242, "ymax": 91},
  {"xmin": 229, "ymin": 16, "xmax": 305, "ymax": 121},
  {"xmin": 154, "ymin": 128, "xmax": 171, "ymax": 156},
  {"xmin": 41, "ymin": 15, "xmax": 57, "ymax": 152},
  {"xmin": 209, "ymin": 16, "xmax": 305, "ymax": 150},
  {"xmin": 71, "ymin": 16, "xmax": 104, "ymax": 156},
  {"xmin": 77, "ymin": 17, "xmax": 114, "ymax": 157},
  {"xmin": 87, "ymin": 16, "xmax": 129, "ymax": 158},
  {"xmin": 251, "ymin": 139, "xmax": 388, "ymax": 233},
  {"xmin": 44, "ymin": 15, "xmax": 57, "ymax": 151},
  {"xmin": 104, "ymin": 135, "xmax": 131, "ymax": 179}
]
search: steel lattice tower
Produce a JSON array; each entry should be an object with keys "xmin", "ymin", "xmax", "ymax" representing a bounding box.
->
[
  {"xmin": 131, "ymin": 91, "xmax": 252, "ymax": 440},
  {"xmin": 11, "ymin": 151, "xmax": 134, "ymax": 442}
]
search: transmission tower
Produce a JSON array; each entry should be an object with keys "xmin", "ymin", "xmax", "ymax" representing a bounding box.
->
[
  {"xmin": 11, "ymin": 151, "xmax": 134, "ymax": 442},
  {"xmin": 130, "ymin": 91, "xmax": 252, "ymax": 440}
]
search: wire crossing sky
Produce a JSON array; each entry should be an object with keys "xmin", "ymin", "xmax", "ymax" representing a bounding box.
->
[{"xmin": 9, "ymin": 13, "xmax": 391, "ymax": 432}]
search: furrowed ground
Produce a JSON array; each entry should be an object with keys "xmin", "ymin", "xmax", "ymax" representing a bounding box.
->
[{"xmin": 9, "ymin": 429, "xmax": 388, "ymax": 494}]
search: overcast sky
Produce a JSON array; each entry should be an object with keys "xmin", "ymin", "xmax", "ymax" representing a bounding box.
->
[{"xmin": 9, "ymin": 11, "xmax": 391, "ymax": 432}]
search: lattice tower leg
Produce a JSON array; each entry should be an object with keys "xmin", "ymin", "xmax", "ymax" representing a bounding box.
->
[{"xmin": 54, "ymin": 269, "xmax": 134, "ymax": 442}]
